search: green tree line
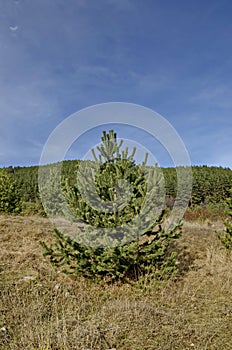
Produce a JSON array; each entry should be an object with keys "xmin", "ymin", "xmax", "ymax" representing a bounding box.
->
[{"xmin": 0, "ymin": 163, "xmax": 231, "ymax": 215}]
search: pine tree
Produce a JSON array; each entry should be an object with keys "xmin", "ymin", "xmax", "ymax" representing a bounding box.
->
[
  {"xmin": 217, "ymin": 188, "xmax": 232, "ymax": 250},
  {"xmin": 41, "ymin": 130, "xmax": 182, "ymax": 281},
  {"xmin": 39, "ymin": 164, "xmax": 66, "ymax": 217},
  {"xmin": 0, "ymin": 169, "xmax": 21, "ymax": 213}
]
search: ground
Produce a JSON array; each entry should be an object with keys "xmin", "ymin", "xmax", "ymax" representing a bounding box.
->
[{"xmin": 0, "ymin": 215, "xmax": 232, "ymax": 349}]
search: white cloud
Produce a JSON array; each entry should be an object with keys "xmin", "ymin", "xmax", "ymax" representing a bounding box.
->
[{"xmin": 9, "ymin": 26, "xmax": 18, "ymax": 31}]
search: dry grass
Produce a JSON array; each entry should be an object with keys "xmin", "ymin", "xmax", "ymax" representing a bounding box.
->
[{"xmin": 0, "ymin": 215, "xmax": 232, "ymax": 349}]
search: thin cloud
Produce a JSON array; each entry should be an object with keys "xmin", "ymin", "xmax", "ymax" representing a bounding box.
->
[
  {"xmin": 192, "ymin": 84, "xmax": 232, "ymax": 109},
  {"xmin": 9, "ymin": 26, "xmax": 18, "ymax": 31}
]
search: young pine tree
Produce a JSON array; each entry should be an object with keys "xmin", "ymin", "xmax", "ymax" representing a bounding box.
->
[
  {"xmin": 41, "ymin": 130, "xmax": 182, "ymax": 281},
  {"xmin": 39, "ymin": 164, "xmax": 66, "ymax": 217},
  {"xmin": 0, "ymin": 169, "xmax": 21, "ymax": 213},
  {"xmin": 217, "ymin": 188, "xmax": 232, "ymax": 250}
]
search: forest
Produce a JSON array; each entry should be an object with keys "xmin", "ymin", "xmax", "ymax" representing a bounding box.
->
[{"xmin": 1, "ymin": 161, "xmax": 231, "ymax": 217}]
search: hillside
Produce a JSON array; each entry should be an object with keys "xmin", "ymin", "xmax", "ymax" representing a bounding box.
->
[
  {"xmin": 0, "ymin": 215, "xmax": 231, "ymax": 349},
  {"xmin": 2, "ymin": 163, "xmax": 232, "ymax": 217}
]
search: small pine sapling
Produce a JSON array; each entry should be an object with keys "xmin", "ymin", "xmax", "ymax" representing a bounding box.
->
[{"xmin": 41, "ymin": 130, "xmax": 182, "ymax": 281}]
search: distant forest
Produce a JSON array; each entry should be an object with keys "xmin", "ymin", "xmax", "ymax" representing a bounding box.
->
[{"xmin": 2, "ymin": 162, "xmax": 231, "ymax": 217}]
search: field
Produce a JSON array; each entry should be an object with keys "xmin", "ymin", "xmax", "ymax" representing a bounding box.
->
[{"xmin": 0, "ymin": 215, "xmax": 232, "ymax": 350}]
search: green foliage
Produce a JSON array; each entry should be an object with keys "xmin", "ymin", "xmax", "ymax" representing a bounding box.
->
[
  {"xmin": 3, "ymin": 162, "xmax": 231, "ymax": 214},
  {"xmin": 217, "ymin": 188, "xmax": 232, "ymax": 250},
  {"xmin": 13, "ymin": 165, "xmax": 39, "ymax": 203},
  {"xmin": 41, "ymin": 130, "xmax": 182, "ymax": 281},
  {"xmin": 191, "ymin": 165, "xmax": 232, "ymax": 205},
  {"xmin": 41, "ymin": 214, "xmax": 182, "ymax": 281},
  {"xmin": 0, "ymin": 169, "xmax": 21, "ymax": 213},
  {"xmin": 64, "ymin": 160, "xmax": 148, "ymax": 229},
  {"xmin": 39, "ymin": 164, "xmax": 65, "ymax": 217}
]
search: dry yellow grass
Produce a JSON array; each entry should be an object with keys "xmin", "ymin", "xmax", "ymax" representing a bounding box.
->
[{"xmin": 0, "ymin": 215, "xmax": 232, "ymax": 349}]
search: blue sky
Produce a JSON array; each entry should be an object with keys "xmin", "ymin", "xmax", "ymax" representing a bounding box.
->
[{"xmin": 0, "ymin": 0, "xmax": 231, "ymax": 168}]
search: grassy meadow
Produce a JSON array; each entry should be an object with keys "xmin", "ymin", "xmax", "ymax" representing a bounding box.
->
[{"xmin": 0, "ymin": 215, "xmax": 231, "ymax": 349}]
